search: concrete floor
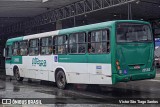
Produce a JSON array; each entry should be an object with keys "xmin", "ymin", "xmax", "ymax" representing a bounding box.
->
[{"xmin": 0, "ymin": 70, "xmax": 160, "ymax": 107}]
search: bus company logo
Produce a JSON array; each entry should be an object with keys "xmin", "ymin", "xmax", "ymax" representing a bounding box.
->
[
  {"xmin": 32, "ymin": 57, "xmax": 46, "ymax": 67},
  {"xmin": 54, "ymin": 56, "xmax": 58, "ymax": 62}
]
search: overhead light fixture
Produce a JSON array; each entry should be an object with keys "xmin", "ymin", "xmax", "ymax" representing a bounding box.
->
[
  {"xmin": 42, "ymin": 0, "xmax": 48, "ymax": 2},
  {"xmin": 114, "ymin": 14, "xmax": 117, "ymax": 17},
  {"xmin": 136, "ymin": 0, "xmax": 140, "ymax": 4}
]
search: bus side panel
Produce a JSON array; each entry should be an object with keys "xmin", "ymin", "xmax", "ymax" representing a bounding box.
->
[
  {"xmin": 5, "ymin": 63, "xmax": 14, "ymax": 76},
  {"xmin": 35, "ymin": 56, "xmax": 50, "ymax": 80},
  {"xmin": 48, "ymin": 55, "xmax": 58, "ymax": 82},
  {"xmin": 56, "ymin": 55, "xmax": 89, "ymax": 84},
  {"xmin": 23, "ymin": 56, "xmax": 36, "ymax": 79},
  {"xmin": 23, "ymin": 56, "xmax": 53, "ymax": 81},
  {"xmin": 88, "ymin": 63, "xmax": 112, "ymax": 84},
  {"xmin": 6, "ymin": 56, "xmax": 24, "ymax": 77},
  {"xmin": 87, "ymin": 54, "xmax": 112, "ymax": 84},
  {"xmin": 66, "ymin": 63, "xmax": 89, "ymax": 84},
  {"xmin": 53, "ymin": 63, "xmax": 89, "ymax": 84}
]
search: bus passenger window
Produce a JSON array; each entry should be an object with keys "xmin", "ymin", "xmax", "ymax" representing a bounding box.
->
[
  {"xmin": 69, "ymin": 34, "xmax": 77, "ymax": 53},
  {"xmin": 78, "ymin": 33, "xmax": 86, "ymax": 53},
  {"xmin": 40, "ymin": 37, "xmax": 52, "ymax": 55},
  {"xmin": 103, "ymin": 30, "xmax": 110, "ymax": 53},
  {"xmin": 12, "ymin": 42, "xmax": 19, "ymax": 56},
  {"xmin": 53, "ymin": 37, "xmax": 56, "ymax": 54},
  {"xmin": 107, "ymin": 42, "xmax": 110, "ymax": 53},
  {"xmin": 6, "ymin": 45, "xmax": 12, "ymax": 58},
  {"xmin": 29, "ymin": 39, "xmax": 39, "ymax": 56},
  {"xmin": 69, "ymin": 33, "xmax": 86, "ymax": 54},
  {"xmin": 88, "ymin": 43, "xmax": 95, "ymax": 53},
  {"xmin": 19, "ymin": 41, "xmax": 28, "ymax": 56},
  {"xmin": 53, "ymin": 35, "xmax": 67, "ymax": 54},
  {"xmin": 88, "ymin": 29, "xmax": 110, "ymax": 54}
]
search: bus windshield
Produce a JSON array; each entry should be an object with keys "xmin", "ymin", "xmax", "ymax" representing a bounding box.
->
[{"xmin": 116, "ymin": 23, "xmax": 152, "ymax": 43}]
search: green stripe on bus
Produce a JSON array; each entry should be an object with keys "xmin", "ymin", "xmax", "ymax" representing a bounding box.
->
[
  {"xmin": 5, "ymin": 56, "xmax": 22, "ymax": 64},
  {"xmin": 58, "ymin": 54, "xmax": 111, "ymax": 63}
]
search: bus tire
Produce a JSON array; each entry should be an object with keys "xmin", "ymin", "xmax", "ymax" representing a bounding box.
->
[
  {"xmin": 55, "ymin": 70, "xmax": 67, "ymax": 89},
  {"xmin": 14, "ymin": 68, "xmax": 23, "ymax": 81}
]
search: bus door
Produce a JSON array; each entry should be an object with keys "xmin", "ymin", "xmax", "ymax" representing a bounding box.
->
[{"xmin": 5, "ymin": 45, "xmax": 13, "ymax": 76}]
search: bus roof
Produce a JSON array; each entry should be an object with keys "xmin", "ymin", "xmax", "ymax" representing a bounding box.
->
[
  {"xmin": 59, "ymin": 20, "xmax": 150, "ymax": 35},
  {"xmin": 6, "ymin": 20, "xmax": 150, "ymax": 45}
]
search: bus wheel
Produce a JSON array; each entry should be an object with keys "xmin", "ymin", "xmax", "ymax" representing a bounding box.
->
[
  {"xmin": 56, "ymin": 70, "xmax": 67, "ymax": 89},
  {"xmin": 14, "ymin": 68, "xmax": 23, "ymax": 81}
]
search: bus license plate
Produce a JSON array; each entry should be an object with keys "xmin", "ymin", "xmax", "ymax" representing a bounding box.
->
[
  {"xmin": 142, "ymin": 68, "xmax": 150, "ymax": 72},
  {"xmin": 134, "ymin": 65, "xmax": 140, "ymax": 69}
]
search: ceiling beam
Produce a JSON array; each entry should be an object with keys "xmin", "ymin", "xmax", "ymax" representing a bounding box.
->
[
  {"xmin": 1, "ymin": 0, "xmax": 136, "ymax": 35},
  {"xmin": 42, "ymin": 0, "xmax": 49, "ymax": 3},
  {"xmin": 0, "ymin": 0, "xmax": 42, "ymax": 2},
  {"xmin": 0, "ymin": 17, "xmax": 30, "ymax": 19}
]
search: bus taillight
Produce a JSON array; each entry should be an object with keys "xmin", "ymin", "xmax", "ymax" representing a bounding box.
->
[
  {"xmin": 117, "ymin": 66, "xmax": 120, "ymax": 70},
  {"xmin": 116, "ymin": 60, "xmax": 120, "ymax": 66},
  {"xmin": 116, "ymin": 60, "xmax": 121, "ymax": 70}
]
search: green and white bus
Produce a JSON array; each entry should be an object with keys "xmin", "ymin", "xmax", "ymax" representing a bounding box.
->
[{"xmin": 5, "ymin": 20, "xmax": 155, "ymax": 89}]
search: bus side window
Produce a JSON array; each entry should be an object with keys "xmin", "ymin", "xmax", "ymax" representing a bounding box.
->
[
  {"xmin": 53, "ymin": 36, "xmax": 56, "ymax": 54},
  {"xmin": 89, "ymin": 30, "xmax": 101, "ymax": 54},
  {"xmin": 40, "ymin": 37, "xmax": 52, "ymax": 55},
  {"xmin": 69, "ymin": 32, "xmax": 86, "ymax": 54},
  {"xmin": 6, "ymin": 45, "xmax": 12, "ymax": 58},
  {"xmin": 88, "ymin": 33, "xmax": 95, "ymax": 53},
  {"xmin": 53, "ymin": 35, "xmax": 67, "ymax": 54},
  {"xmin": 78, "ymin": 33, "xmax": 86, "ymax": 53},
  {"xmin": 69, "ymin": 34, "xmax": 76, "ymax": 53},
  {"xmin": 12, "ymin": 42, "xmax": 19, "ymax": 56},
  {"xmin": 29, "ymin": 39, "xmax": 39, "ymax": 56},
  {"xmin": 102, "ymin": 29, "xmax": 110, "ymax": 53},
  {"xmin": 88, "ymin": 29, "xmax": 110, "ymax": 54},
  {"xmin": 19, "ymin": 40, "xmax": 28, "ymax": 56}
]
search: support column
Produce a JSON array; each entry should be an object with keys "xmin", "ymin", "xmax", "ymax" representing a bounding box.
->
[
  {"xmin": 128, "ymin": 3, "xmax": 132, "ymax": 20},
  {"xmin": 73, "ymin": 16, "xmax": 76, "ymax": 27}
]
